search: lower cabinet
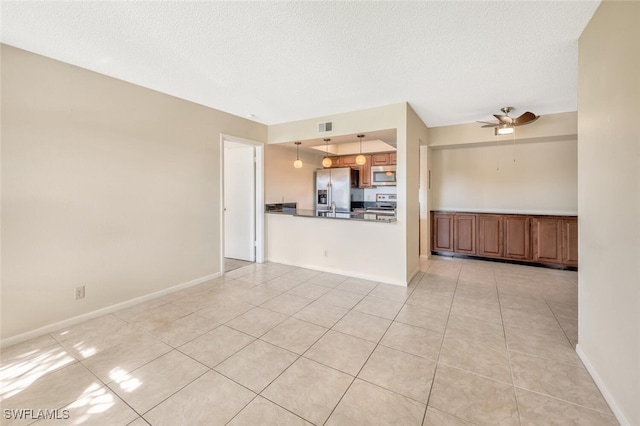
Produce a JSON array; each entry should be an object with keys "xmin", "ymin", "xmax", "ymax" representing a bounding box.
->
[
  {"xmin": 504, "ymin": 216, "xmax": 531, "ymax": 260},
  {"xmin": 478, "ymin": 214, "xmax": 503, "ymax": 258},
  {"xmin": 454, "ymin": 214, "xmax": 477, "ymax": 254},
  {"xmin": 562, "ymin": 218, "xmax": 579, "ymax": 266},
  {"xmin": 431, "ymin": 211, "xmax": 577, "ymax": 268},
  {"xmin": 432, "ymin": 213, "xmax": 454, "ymax": 252},
  {"xmin": 532, "ymin": 217, "xmax": 563, "ymax": 264}
]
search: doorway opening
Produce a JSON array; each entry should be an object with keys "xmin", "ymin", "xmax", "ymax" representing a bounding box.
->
[{"xmin": 221, "ymin": 135, "xmax": 264, "ymax": 274}]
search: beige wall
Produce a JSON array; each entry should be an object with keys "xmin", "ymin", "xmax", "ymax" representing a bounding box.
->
[
  {"xmin": 577, "ymin": 2, "xmax": 640, "ymax": 425},
  {"xmin": 406, "ymin": 105, "xmax": 427, "ymax": 277},
  {"xmin": 1, "ymin": 45, "xmax": 266, "ymax": 342},
  {"xmin": 264, "ymin": 144, "xmax": 323, "ymax": 210},
  {"xmin": 430, "ymin": 139, "xmax": 578, "ymax": 214}
]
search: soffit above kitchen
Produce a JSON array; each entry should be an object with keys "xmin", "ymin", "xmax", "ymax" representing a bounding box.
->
[
  {"xmin": 293, "ymin": 129, "xmax": 397, "ymax": 156},
  {"xmin": 0, "ymin": 1, "xmax": 600, "ymax": 127}
]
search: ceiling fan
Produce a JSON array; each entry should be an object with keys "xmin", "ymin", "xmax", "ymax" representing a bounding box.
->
[{"xmin": 478, "ymin": 107, "xmax": 539, "ymax": 135}]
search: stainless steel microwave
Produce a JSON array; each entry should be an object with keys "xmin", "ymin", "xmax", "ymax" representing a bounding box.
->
[{"xmin": 371, "ymin": 165, "xmax": 397, "ymax": 186}]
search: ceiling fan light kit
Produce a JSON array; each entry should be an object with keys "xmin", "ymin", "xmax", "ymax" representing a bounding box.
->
[{"xmin": 496, "ymin": 124, "xmax": 514, "ymax": 135}]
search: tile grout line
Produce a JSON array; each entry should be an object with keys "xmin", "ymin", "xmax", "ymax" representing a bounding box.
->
[
  {"xmin": 496, "ymin": 267, "xmax": 525, "ymax": 426},
  {"xmin": 421, "ymin": 259, "xmax": 463, "ymax": 425},
  {"xmin": 219, "ymin": 273, "xmax": 382, "ymax": 424}
]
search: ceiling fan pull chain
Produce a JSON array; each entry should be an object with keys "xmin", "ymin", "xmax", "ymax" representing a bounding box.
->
[
  {"xmin": 496, "ymin": 133, "xmax": 500, "ymax": 171},
  {"xmin": 512, "ymin": 129, "xmax": 516, "ymax": 163}
]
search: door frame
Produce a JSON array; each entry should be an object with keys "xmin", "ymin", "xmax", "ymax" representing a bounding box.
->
[{"xmin": 220, "ymin": 134, "xmax": 265, "ymax": 273}]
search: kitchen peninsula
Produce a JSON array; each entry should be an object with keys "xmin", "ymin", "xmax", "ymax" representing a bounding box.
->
[{"xmin": 264, "ymin": 103, "xmax": 424, "ymax": 288}]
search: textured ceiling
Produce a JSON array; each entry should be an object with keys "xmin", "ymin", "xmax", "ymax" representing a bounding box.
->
[{"xmin": 1, "ymin": 1, "xmax": 600, "ymax": 127}]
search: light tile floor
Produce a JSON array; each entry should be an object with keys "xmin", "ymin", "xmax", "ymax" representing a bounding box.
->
[
  {"xmin": 225, "ymin": 258, "xmax": 254, "ymax": 272},
  {"xmin": 0, "ymin": 257, "xmax": 618, "ymax": 425}
]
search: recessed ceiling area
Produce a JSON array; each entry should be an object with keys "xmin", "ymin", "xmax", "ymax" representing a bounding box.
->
[
  {"xmin": 0, "ymin": 1, "xmax": 601, "ymax": 127},
  {"xmin": 280, "ymin": 129, "xmax": 396, "ymax": 157}
]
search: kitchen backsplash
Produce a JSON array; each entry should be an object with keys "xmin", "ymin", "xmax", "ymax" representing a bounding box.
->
[{"xmin": 363, "ymin": 186, "xmax": 397, "ymax": 202}]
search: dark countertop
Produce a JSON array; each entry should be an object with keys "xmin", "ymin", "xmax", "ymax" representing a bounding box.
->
[{"xmin": 266, "ymin": 208, "xmax": 396, "ymax": 223}]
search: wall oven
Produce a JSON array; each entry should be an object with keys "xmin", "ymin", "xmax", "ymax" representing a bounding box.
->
[{"xmin": 371, "ymin": 165, "xmax": 397, "ymax": 186}]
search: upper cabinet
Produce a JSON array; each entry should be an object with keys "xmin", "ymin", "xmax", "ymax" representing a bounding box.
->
[
  {"xmin": 323, "ymin": 153, "xmax": 385, "ymax": 188},
  {"xmin": 371, "ymin": 152, "xmax": 397, "ymax": 166},
  {"xmin": 359, "ymin": 156, "xmax": 372, "ymax": 188},
  {"xmin": 340, "ymin": 155, "xmax": 358, "ymax": 167}
]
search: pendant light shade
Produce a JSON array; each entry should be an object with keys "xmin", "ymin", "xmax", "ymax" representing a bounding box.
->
[
  {"xmin": 322, "ymin": 138, "xmax": 332, "ymax": 168},
  {"xmin": 293, "ymin": 142, "xmax": 303, "ymax": 168},
  {"xmin": 355, "ymin": 134, "xmax": 366, "ymax": 165}
]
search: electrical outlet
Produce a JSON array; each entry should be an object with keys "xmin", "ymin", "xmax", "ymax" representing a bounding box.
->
[{"xmin": 74, "ymin": 285, "xmax": 85, "ymax": 300}]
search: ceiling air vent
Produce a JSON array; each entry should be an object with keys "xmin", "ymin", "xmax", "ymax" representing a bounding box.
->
[{"xmin": 318, "ymin": 121, "xmax": 333, "ymax": 133}]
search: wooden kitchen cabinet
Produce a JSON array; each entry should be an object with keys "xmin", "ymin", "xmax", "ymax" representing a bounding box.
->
[
  {"xmin": 432, "ymin": 213, "xmax": 454, "ymax": 252},
  {"xmin": 323, "ymin": 154, "xmax": 372, "ymax": 187},
  {"xmin": 532, "ymin": 217, "xmax": 563, "ymax": 264},
  {"xmin": 341, "ymin": 155, "xmax": 358, "ymax": 167},
  {"xmin": 329, "ymin": 157, "xmax": 341, "ymax": 167},
  {"xmin": 478, "ymin": 214, "xmax": 503, "ymax": 258},
  {"xmin": 504, "ymin": 215, "xmax": 531, "ymax": 260},
  {"xmin": 454, "ymin": 214, "xmax": 477, "ymax": 254},
  {"xmin": 562, "ymin": 218, "xmax": 579, "ymax": 266},
  {"xmin": 359, "ymin": 156, "xmax": 372, "ymax": 188},
  {"xmin": 372, "ymin": 153, "xmax": 390, "ymax": 166},
  {"xmin": 371, "ymin": 152, "xmax": 397, "ymax": 166},
  {"xmin": 430, "ymin": 211, "xmax": 577, "ymax": 268}
]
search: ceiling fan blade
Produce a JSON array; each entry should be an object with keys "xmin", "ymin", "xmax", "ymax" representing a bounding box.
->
[
  {"xmin": 481, "ymin": 123, "xmax": 498, "ymax": 128},
  {"xmin": 493, "ymin": 114, "xmax": 513, "ymax": 124},
  {"xmin": 477, "ymin": 120, "xmax": 498, "ymax": 125},
  {"xmin": 514, "ymin": 112, "xmax": 539, "ymax": 125}
]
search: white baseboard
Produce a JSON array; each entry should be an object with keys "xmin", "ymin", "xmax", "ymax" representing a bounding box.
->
[
  {"xmin": 266, "ymin": 257, "xmax": 407, "ymax": 287},
  {"xmin": 1, "ymin": 272, "xmax": 221, "ymax": 349},
  {"xmin": 576, "ymin": 344, "xmax": 631, "ymax": 426}
]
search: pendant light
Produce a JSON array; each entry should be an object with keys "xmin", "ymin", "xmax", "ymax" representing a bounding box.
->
[
  {"xmin": 322, "ymin": 138, "xmax": 332, "ymax": 168},
  {"xmin": 293, "ymin": 142, "xmax": 303, "ymax": 168},
  {"xmin": 355, "ymin": 134, "xmax": 366, "ymax": 165}
]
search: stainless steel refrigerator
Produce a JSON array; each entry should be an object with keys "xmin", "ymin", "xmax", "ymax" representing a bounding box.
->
[{"xmin": 315, "ymin": 168, "xmax": 357, "ymax": 213}]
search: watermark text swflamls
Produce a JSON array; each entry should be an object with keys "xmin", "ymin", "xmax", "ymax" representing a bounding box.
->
[{"xmin": 4, "ymin": 409, "xmax": 70, "ymax": 420}]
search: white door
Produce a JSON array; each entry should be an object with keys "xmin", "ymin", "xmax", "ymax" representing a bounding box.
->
[{"xmin": 224, "ymin": 141, "xmax": 255, "ymax": 261}]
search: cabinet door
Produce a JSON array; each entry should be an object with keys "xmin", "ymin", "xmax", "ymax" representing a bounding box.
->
[
  {"xmin": 359, "ymin": 156, "xmax": 372, "ymax": 188},
  {"xmin": 389, "ymin": 152, "xmax": 397, "ymax": 165},
  {"xmin": 532, "ymin": 217, "xmax": 563, "ymax": 264},
  {"xmin": 504, "ymin": 216, "xmax": 531, "ymax": 260},
  {"xmin": 478, "ymin": 215, "xmax": 503, "ymax": 258},
  {"xmin": 341, "ymin": 155, "xmax": 358, "ymax": 167},
  {"xmin": 432, "ymin": 213, "xmax": 454, "ymax": 252},
  {"xmin": 329, "ymin": 156, "xmax": 341, "ymax": 168},
  {"xmin": 562, "ymin": 218, "xmax": 578, "ymax": 266},
  {"xmin": 454, "ymin": 214, "xmax": 477, "ymax": 254},
  {"xmin": 372, "ymin": 153, "xmax": 389, "ymax": 166}
]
